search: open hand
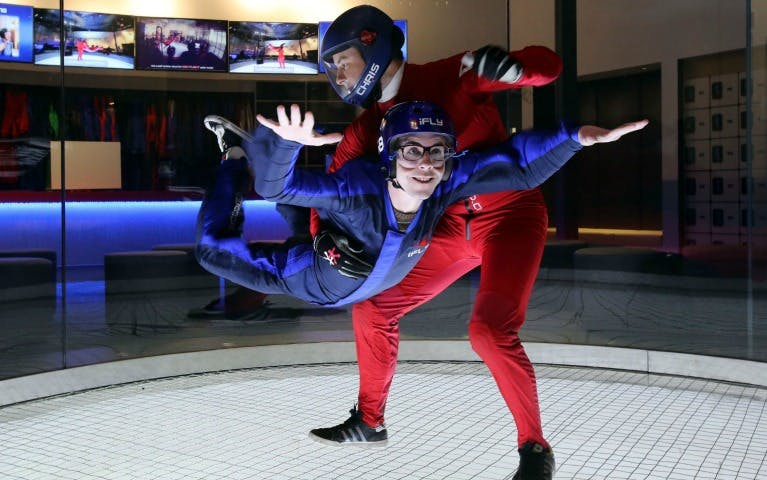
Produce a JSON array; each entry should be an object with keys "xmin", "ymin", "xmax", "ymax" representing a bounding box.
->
[
  {"xmin": 256, "ymin": 104, "xmax": 343, "ymax": 146},
  {"xmin": 578, "ymin": 119, "xmax": 649, "ymax": 146}
]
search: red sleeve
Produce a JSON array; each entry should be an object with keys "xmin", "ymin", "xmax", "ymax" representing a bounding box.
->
[
  {"xmin": 511, "ymin": 45, "xmax": 563, "ymax": 87},
  {"xmin": 328, "ymin": 110, "xmax": 380, "ymax": 173},
  {"xmin": 471, "ymin": 45, "xmax": 562, "ymax": 92}
]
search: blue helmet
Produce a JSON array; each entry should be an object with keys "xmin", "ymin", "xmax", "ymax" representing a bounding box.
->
[
  {"xmin": 321, "ymin": 5, "xmax": 404, "ymax": 107},
  {"xmin": 378, "ymin": 101, "xmax": 457, "ymax": 181}
]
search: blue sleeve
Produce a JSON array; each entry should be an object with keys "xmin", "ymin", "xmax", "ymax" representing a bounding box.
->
[
  {"xmin": 245, "ymin": 127, "xmax": 349, "ymax": 211},
  {"xmin": 245, "ymin": 126, "xmax": 300, "ymax": 199},
  {"xmin": 446, "ymin": 122, "xmax": 583, "ymax": 199}
]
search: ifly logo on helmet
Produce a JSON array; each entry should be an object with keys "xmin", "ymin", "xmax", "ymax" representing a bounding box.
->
[
  {"xmin": 355, "ymin": 63, "xmax": 380, "ymax": 96},
  {"xmin": 419, "ymin": 117, "xmax": 443, "ymax": 127}
]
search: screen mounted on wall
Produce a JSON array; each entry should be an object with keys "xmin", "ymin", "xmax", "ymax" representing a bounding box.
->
[
  {"xmin": 228, "ymin": 22, "xmax": 318, "ymax": 75},
  {"xmin": 135, "ymin": 16, "xmax": 227, "ymax": 72},
  {"xmin": 33, "ymin": 9, "xmax": 135, "ymax": 69},
  {"xmin": 0, "ymin": 3, "xmax": 33, "ymax": 63},
  {"xmin": 317, "ymin": 19, "xmax": 407, "ymax": 74}
]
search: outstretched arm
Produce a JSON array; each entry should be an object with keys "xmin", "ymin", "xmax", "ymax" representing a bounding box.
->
[
  {"xmin": 256, "ymin": 104, "xmax": 343, "ymax": 147},
  {"xmin": 578, "ymin": 119, "xmax": 649, "ymax": 146},
  {"xmin": 450, "ymin": 119, "xmax": 650, "ymax": 197},
  {"xmin": 246, "ymin": 105, "xmax": 350, "ymax": 209}
]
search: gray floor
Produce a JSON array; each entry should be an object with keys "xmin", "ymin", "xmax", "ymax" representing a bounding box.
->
[
  {"xmin": 1, "ymin": 268, "xmax": 766, "ymax": 479},
  {"xmin": 1, "ymin": 362, "xmax": 765, "ymax": 480}
]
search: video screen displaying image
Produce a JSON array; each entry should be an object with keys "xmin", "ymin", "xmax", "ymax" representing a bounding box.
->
[
  {"xmin": 33, "ymin": 9, "xmax": 135, "ymax": 69},
  {"xmin": 0, "ymin": 3, "xmax": 34, "ymax": 63},
  {"xmin": 317, "ymin": 20, "xmax": 407, "ymax": 74},
  {"xmin": 228, "ymin": 22, "xmax": 318, "ymax": 75},
  {"xmin": 135, "ymin": 17, "xmax": 227, "ymax": 72}
]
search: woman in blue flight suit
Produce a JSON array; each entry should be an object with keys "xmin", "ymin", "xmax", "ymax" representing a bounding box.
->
[{"xmin": 195, "ymin": 101, "xmax": 644, "ymax": 309}]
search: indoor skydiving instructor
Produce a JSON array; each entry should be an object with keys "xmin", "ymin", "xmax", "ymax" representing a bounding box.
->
[{"xmin": 310, "ymin": 5, "xmax": 566, "ymax": 480}]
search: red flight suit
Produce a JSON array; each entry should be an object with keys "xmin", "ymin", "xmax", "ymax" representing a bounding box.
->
[{"xmin": 325, "ymin": 45, "xmax": 563, "ymax": 448}]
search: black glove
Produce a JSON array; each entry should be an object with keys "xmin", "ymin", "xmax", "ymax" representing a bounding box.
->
[
  {"xmin": 313, "ymin": 230, "xmax": 373, "ymax": 279},
  {"xmin": 472, "ymin": 45, "xmax": 523, "ymax": 83}
]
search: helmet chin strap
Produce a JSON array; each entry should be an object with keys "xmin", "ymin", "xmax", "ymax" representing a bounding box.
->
[{"xmin": 381, "ymin": 164, "xmax": 404, "ymax": 190}]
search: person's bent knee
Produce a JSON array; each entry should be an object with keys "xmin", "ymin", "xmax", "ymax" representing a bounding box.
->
[
  {"xmin": 468, "ymin": 320, "xmax": 495, "ymax": 356},
  {"xmin": 353, "ymin": 299, "xmax": 400, "ymax": 329},
  {"xmin": 471, "ymin": 291, "xmax": 526, "ymax": 334}
]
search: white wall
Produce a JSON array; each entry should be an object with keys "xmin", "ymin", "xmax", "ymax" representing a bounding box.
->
[
  {"xmin": 576, "ymin": 0, "xmax": 746, "ymax": 76},
  {"xmin": 511, "ymin": 0, "xmax": 747, "ymax": 250},
  {"xmin": 2, "ymin": 0, "xmax": 509, "ymax": 64},
  {"xmin": 7, "ymin": 0, "xmax": 746, "ymax": 73},
  {"xmin": 510, "ymin": 0, "xmax": 747, "ymax": 71},
  {"xmin": 508, "ymin": 1, "xmax": 557, "ymax": 129}
]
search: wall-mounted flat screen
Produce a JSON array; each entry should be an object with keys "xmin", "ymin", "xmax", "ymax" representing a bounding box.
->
[
  {"xmin": 0, "ymin": 3, "xmax": 34, "ymax": 63},
  {"xmin": 228, "ymin": 22, "xmax": 318, "ymax": 75},
  {"xmin": 33, "ymin": 9, "xmax": 135, "ymax": 69},
  {"xmin": 317, "ymin": 19, "xmax": 407, "ymax": 74},
  {"xmin": 135, "ymin": 16, "xmax": 227, "ymax": 72}
]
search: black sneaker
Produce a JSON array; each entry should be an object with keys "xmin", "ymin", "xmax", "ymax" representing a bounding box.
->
[
  {"xmin": 512, "ymin": 442, "xmax": 555, "ymax": 480},
  {"xmin": 203, "ymin": 115, "xmax": 254, "ymax": 156},
  {"xmin": 309, "ymin": 406, "xmax": 388, "ymax": 447},
  {"xmin": 187, "ymin": 295, "xmax": 268, "ymax": 322}
]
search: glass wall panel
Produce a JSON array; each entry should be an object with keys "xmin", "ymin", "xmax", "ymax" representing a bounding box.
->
[
  {"xmin": 747, "ymin": 0, "xmax": 767, "ymax": 359},
  {"xmin": 0, "ymin": 2, "xmax": 63, "ymax": 379},
  {"xmin": 520, "ymin": 0, "xmax": 760, "ymax": 361},
  {"xmin": 0, "ymin": 0, "xmax": 761, "ymax": 383}
]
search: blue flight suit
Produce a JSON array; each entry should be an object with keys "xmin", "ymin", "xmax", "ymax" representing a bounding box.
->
[{"xmin": 195, "ymin": 123, "xmax": 581, "ymax": 307}]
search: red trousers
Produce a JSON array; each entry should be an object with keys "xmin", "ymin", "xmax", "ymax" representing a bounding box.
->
[{"xmin": 353, "ymin": 188, "xmax": 549, "ymax": 448}]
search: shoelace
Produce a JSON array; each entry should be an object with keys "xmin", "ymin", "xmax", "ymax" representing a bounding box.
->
[
  {"xmin": 214, "ymin": 125, "xmax": 229, "ymax": 152},
  {"xmin": 341, "ymin": 407, "xmax": 361, "ymax": 428}
]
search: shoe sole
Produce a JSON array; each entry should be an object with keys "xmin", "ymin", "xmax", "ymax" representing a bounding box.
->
[
  {"xmin": 187, "ymin": 307, "xmax": 269, "ymax": 322},
  {"xmin": 307, "ymin": 431, "xmax": 388, "ymax": 448},
  {"xmin": 203, "ymin": 115, "xmax": 255, "ymax": 143},
  {"xmin": 186, "ymin": 310, "xmax": 227, "ymax": 320}
]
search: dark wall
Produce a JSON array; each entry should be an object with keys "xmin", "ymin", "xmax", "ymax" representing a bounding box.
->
[{"xmin": 541, "ymin": 70, "xmax": 662, "ymax": 230}]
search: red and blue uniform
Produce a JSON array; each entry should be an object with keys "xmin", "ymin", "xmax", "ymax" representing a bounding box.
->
[
  {"xmin": 195, "ymin": 122, "xmax": 580, "ymax": 308},
  {"xmin": 324, "ymin": 46, "xmax": 563, "ymax": 447}
]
